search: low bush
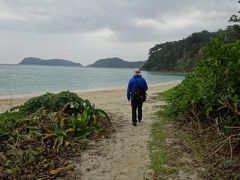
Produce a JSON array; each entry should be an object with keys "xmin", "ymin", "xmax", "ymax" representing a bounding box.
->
[
  {"xmin": 165, "ymin": 36, "xmax": 240, "ymax": 128},
  {"xmin": 162, "ymin": 36, "xmax": 240, "ymax": 178},
  {"xmin": 0, "ymin": 91, "xmax": 110, "ymax": 179},
  {"xmin": 18, "ymin": 91, "xmax": 84, "ymax": 114}
]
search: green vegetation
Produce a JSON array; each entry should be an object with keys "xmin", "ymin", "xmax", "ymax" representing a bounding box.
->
[
  {"xmin": 163, "ymin": 36, "xmax": 240, "ymax": 126},
  {"xmin": 143, "ymin": 26, "xmax": 240, "ymax": 72},
  {"xmin": 0, "ymin": 91, "xmax": 110, "ymax": 179},
  {"xmin": 149, "ymin": 110, "xmax": 175, "ymax": 178},
  {"xmin": 161, "ymin": 35, "xmax": 240, "ymax": 178},
  {"xmin": 87, "ymin": 57, "xmax": 145, "ymax": 68}
]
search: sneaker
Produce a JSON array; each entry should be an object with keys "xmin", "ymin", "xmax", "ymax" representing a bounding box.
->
[
  {"xmin": 138, "ymin": 119, "xmax": 141, "ymax": 123},
  {"xmin": 132, "ymin": 122, "xmax": 137, "ymax": 126}
]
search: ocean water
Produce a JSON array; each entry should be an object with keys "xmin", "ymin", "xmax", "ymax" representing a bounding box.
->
[{"xmin": 0, "ymin": 64, "xmax": 186, "ymax": 98}]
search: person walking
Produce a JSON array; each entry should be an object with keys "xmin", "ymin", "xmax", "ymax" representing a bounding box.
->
[{"xmin": 127, "ymin": 68, "xmax": 148, "ymax": 126}]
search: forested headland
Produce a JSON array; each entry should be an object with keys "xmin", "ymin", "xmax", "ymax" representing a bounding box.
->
[{"xmin": 143, "ymin": 25, "xmax": 240, "ymax": 72}]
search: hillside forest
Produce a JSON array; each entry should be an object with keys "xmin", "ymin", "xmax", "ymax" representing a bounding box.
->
[{"xmin": 143, "ymin": 25, "xmax": 240, "ymax": 72}]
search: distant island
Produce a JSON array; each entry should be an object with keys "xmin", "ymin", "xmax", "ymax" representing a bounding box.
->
[
  {"xmin": 19, "ymin": 57, "xmax": 83, "ymax": 66},
  {"xmin": 87, "ymin": 57, "xmax": 145, "ymax": 68}
]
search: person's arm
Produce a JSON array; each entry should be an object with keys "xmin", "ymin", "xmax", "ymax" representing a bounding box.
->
[
  {"xmin": 143, "ymin": 78, "xmax": 148, "ymax": 92},
  {"xmin": 127, "ymin": 79, "xmax": 132, "ymax": 101}
]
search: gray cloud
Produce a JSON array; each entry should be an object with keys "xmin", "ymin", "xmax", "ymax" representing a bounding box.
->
[
  {"xmin": 0, "ymin": 0, "xmax": 238, "ymax": 64},
  {"xmin": 0, "ymin": 0, "xmax": 237, "ymax": 37}
]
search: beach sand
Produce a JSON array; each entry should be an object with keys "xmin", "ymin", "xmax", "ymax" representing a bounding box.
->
[
  {"xmin": 0, "ymin": 82, "xmax": 179, "ymax": 113},
  {"xmin": 0, "ymin": 82, "xmax": 179, "ymax": 179}
]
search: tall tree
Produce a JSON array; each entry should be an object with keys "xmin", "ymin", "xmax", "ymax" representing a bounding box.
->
[
  {"xmin": 229, "ymin": 0, "xmax": 240, "ymax": 36},
  {"xmin": 229, "ymin": 0, "xmax": 240, "ymax": 23}
]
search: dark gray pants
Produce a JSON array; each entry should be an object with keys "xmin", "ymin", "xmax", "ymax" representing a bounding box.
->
[{"xmin": 131, "ymin": 100, "xmax": 143, "ymax": 123}]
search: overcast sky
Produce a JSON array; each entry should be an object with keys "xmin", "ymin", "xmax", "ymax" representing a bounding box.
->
[{"xmin": 0, "ymin": 0, "xmax": 238, "ymax": 65}]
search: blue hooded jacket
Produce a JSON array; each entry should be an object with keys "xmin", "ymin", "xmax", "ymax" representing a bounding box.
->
[{"xmin": 127, "ymin": 75, "xmax": 148, "ymax": 101}]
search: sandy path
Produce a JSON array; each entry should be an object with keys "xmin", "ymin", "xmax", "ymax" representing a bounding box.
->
[
  {"xmin": 0, "ymin": 82, "xmax": 179, "ymax": 179},
  {"xmin": 72, "ymin": 83, "xmax": 178, "ymax": 180}
]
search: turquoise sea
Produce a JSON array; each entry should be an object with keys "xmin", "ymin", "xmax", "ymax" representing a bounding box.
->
[{"xmin": 0, "ymin": 64, "xmax": 186, "ymax": 99}]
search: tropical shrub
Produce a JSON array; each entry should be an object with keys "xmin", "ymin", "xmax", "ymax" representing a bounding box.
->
[
  {"xmin": 163, "ymin": 36, "xmax": 240, "ymax": 161},
  {"xmin": 18, "ymin": 91, "xmax": 84, "ymax": 114},
  {"xmin": 0, "ymin": 91, "xmax": 110, "ymax": 179},
  {"xmin": 165, "ymin": 36, "xmax": 240, "ymax": 126},
  {"xmin": 159, "ymin": 35, "xmax": 240, "ymax": 178}
]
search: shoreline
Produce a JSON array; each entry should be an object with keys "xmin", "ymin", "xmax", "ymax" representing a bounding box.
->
[
  {"xmin": 0, "ymin": 80, "xmax": 181, "ymax": 100},
  {"xmin": 0, "ymin": 81, "xmax": 180, "ymax": 113}
]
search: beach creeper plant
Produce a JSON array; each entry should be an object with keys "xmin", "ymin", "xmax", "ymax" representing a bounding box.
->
[
  {"xmin": 18, "ymin": 91, "xmax": 85, "ymax": 114},
  {"xmin": 0, "ymin": 91, "xmax": 110, "ymax": 179}
]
